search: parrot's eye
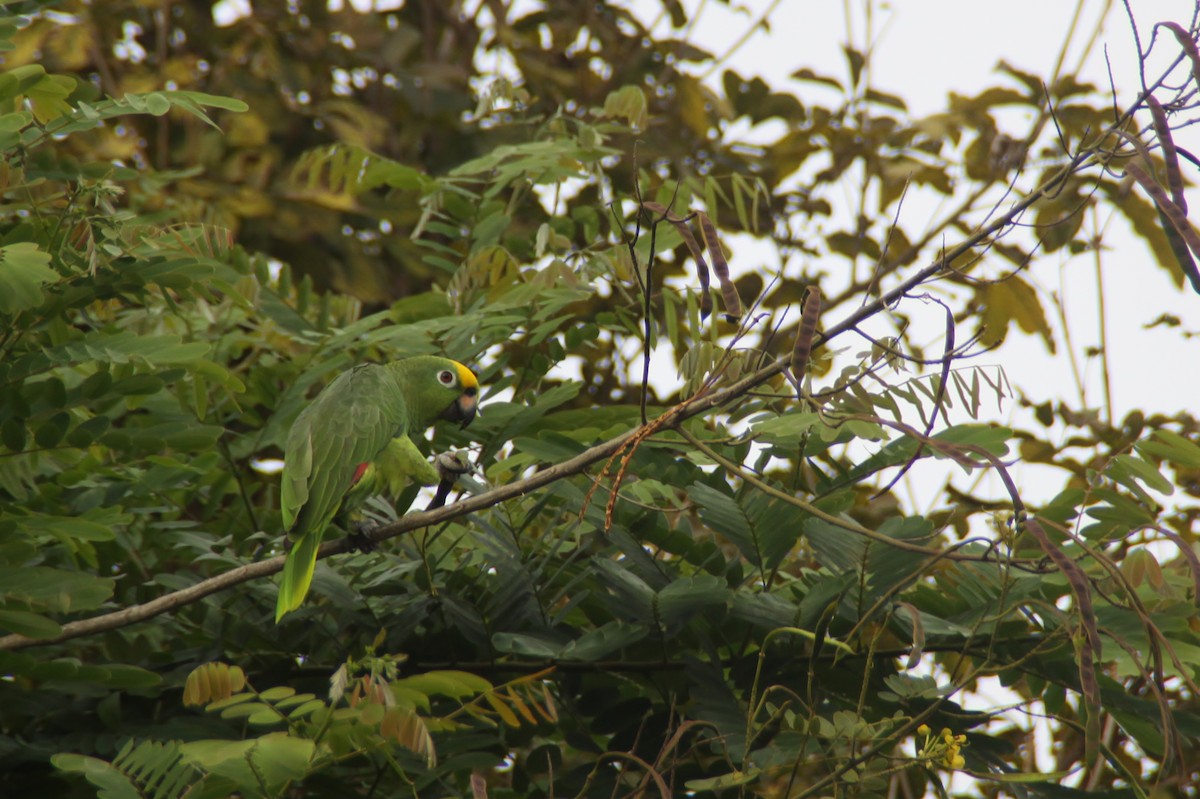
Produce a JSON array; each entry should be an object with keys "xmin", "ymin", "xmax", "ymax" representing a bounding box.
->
[{"xmin": 437, "ymin": 369, "xmax": 455, "ymax": 386}]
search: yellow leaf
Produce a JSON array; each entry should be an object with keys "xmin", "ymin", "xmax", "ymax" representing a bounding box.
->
[
  {"xmin": 600, "ymin": 85, "xmax": 647, "ymax": 129},
  {"xmin": 228, "ymin": 665, "xmax": 246, "ymax": 693},
  {"xmin": 163, "ymin": 56, "xmax": 205, "ymax": 90},
  {"xmin": 317, "ymin": 99, "xmax": 388, "ymax": 150},
  {"xmin": 677, "ymin": 76, "xmax": 713, "ymax": 139},
  {"xmin": 226, "ymin": 111, "xmax": 270, "ymax": 148},
  {"xmin": 46, "ymin": 23, "xmax": 95, "ymax": 71},
  {"xmin": 26, "ymin": 73, "xmax": 75, "ymax": 124},
  {"xmin": 221, "ymin": 187, "xmax": 274, "ymax": 218},
  {"xmin": 538, "ymin": 683, "xmax": 558, "ymax": 722},
  {"xmin": 505, "ymin": 689, "xmax": 538, "ymax": 725},
  {"xmin": 482, "ymin": 692, "xmax": 520, "ymax": 727},
  {"xmin": 979, "ymin": 277, "xmax": 1055, "ymax": 352}
]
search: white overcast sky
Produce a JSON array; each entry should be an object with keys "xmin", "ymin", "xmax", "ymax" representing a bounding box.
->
[{"xmin": 627, "ymin": 0, "xmax": 1200, "ymax": 426}]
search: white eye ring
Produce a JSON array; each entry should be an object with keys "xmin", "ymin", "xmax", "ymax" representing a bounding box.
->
[{"xmin": 438, "ymin": 369, "xmax": 455, "ymax": 386}]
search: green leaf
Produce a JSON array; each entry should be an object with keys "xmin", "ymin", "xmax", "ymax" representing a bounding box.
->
[
  {"xmin": 600, "ymin": 85, "xmax": 648, "ymax": 128},
  {"xmin": 558, "ymin": 621, "xmax": 647, "ymax": 660},
  {"xmin": 686, "ymin": 769, "xmax": 761, "ymax": 791},
  {"xmin": 1, "ymin": 418, "xmax": 26, "ymax": 451},
  {"xmin": 258, "ymin": 686, "xmax": 297, "ymax": 702},
  {"xmin": 491, "ymin": 632, "xmax": 564, "ymax": 658},
  {"xmin": 729, "ymin": 591, "xmax": 798, "ymax": 630},
  {"xmin": 144, "ymin": 92, "xmax": 172, "ymax": 115},
  {"xmin": 0, "ymin": 242, "xmax": 57, "ymax": 313},
  {"xmin": 472, "ymin": 211, "xmax": 510, "ymax": 249},
  {"xmin": 1107, "ymin": 453, "xmax": 1173, "ymax": 498},
  {"xmin": 0, "ymin": 563, "xmax": 115, "ymax": 611},
  {"xmin": 110, "ymin": 374, "xmax": 165, "ymax": 396},
  {"xmin": 287, "ymin": 699, "xmax": 327, "ymax": 719},
  {"xmin": 750, "ymin": 410, "xmax": 823, "ymax": 444},
  {"xmin": 25, "ymin": 72, "xmax": 76, "ymax": 123},
  {"xmin": 0, "ymin": 608, "xmax": 62, "ymax": 638},
  {"xmin": 881, "ymin": 673, "xmax": 942, "ymax": 700},
  {"xmin": 66, "ymin": 415, "xmax": 112, "ymax": 447},
  {"xmin": 866, "ymin": 516, "xmax": 935, "ymax": 599},
  {"xmin": 12, "ymin": 513, "xmax": 118, "ymax": 543},
  {"xmin": 395, "ymin": 670, "xmax": 492, "ymax": 699},
  {"xmin": 219, "ymin": 701, "xmax": 275, "ymax": 720},
  {"xmin": 51, "ymin": 753, "xmax": 141, "ymax": 799},
  {"xmin": 100, "ymin": 665, "xmax": 162, "ymax": 689},
  {"xmin": 935, "ymin": 423, "xmax": 1012, "ymax": 457},
  {"xmin": 181, "ymin": 734, "xmax": 314, "ymax": 792},
  {"xmin": 0, "ymin": 65, "xmax": 51, "ymax": 104},
  {"xmin": 804, "ymin": 517, "xmax": 867, "ymax": 573},
  {"xmin": 0, "ymin": 111, "xmax": 33, "ymax": 132},
  {"xmin": 247, "ymin": 707, "xmax": 286, "ymax": 726},
  {"xmin": 1137, "ymin": 429, "xmax": 1200, "ymax": 469},
  {"xmin": 689, "ymin": 482, "xmax": 795, "ymax": 569},
  {"xmin": 174, "ymin": 91, "xmax": 250, "ymax": 113},
  {"xmin": 33, "ymin": 411, "xmax": 69, "ymax": 448},
  {"xmin": 656, "ymin": 573, "xmax": 730, "ymax": 630},
  {"xmin": 79, "ymin": 371, "xmax": 114, "ymax": 398}
]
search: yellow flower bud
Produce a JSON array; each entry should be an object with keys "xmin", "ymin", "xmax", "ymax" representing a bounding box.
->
[{"xmin": 917, "ymin": 724, "xmax": 930, "ymax": 736}]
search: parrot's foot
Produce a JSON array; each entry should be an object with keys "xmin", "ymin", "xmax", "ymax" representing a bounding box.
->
[
  {"xmin": 428, "ymin": 450, "xmax": 478, "ymax": 510},
  {"xmin": 433, "ymin": 450, "xmax": 475, "ymax": 481},
  {"xmin": 347, "ymin": 520, "xmax": 379, "ymax": 554}
]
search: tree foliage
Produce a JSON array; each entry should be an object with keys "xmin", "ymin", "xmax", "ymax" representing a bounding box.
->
[{"xmin": 3, "ymin": 1, "xmax": 1200, "ymax": 797}]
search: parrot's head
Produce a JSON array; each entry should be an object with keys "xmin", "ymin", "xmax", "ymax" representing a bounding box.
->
[
  {"xmin": 392, "ymin": 356, "xmax": 480, "ymax": 430},
  {"xmin": 437, "ymin": 359, "xmax": 479, "ymax": 428}
]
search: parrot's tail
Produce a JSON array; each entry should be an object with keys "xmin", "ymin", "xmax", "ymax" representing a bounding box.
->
[{"xmin": 275, "ymin": 536, "xmax": 321, "ymax": 622}]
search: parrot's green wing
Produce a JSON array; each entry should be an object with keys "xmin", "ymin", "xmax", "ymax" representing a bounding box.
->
[
  {"xmin": 279, "ymin": 425, "xmax": 312, "ymax": 532},
  {"xmin": 276, "ymin": 365, "xmax": 409, "ymax": 621}
]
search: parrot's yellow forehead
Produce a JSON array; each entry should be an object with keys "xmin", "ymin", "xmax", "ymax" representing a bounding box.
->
[{"xmin": 453, "ymin": 360, "xmax": 478, "ymax": 390}]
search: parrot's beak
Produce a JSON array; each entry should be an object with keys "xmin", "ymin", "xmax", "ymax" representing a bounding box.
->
[{"xmin": 444, "ymin": 388, "xmax": 478, "ymax": 429}]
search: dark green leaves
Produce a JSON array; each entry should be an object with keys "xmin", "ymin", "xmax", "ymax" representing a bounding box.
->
[
  {"xmin": 0, "ymin": 565, "xmax": 114, "ymax": 634},
  {"xmin": 688, "ymin": 482, "xmax": 802, "ymax": 574}
]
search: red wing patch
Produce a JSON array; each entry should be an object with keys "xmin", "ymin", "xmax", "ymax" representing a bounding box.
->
[{"xmin": 351, "ymin": 462, "xmax": 371, "ymax": 486}]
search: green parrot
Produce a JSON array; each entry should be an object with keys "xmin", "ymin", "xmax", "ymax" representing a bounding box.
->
[{"xmin": 276, "ymin": 356, "xmax": 479, "ymax": 621}]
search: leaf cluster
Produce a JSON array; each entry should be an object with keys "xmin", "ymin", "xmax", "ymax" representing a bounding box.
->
[{"xmin": 2, "ymin": 3, "xmax": 1200, "ymax": 799}]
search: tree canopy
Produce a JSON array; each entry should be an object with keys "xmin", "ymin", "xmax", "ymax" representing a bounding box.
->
[{"xmin": 2, "ymin": 1, "xmax": 1200, "ymax": 797}]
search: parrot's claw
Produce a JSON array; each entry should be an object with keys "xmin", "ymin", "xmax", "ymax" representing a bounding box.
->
[
  {"xmin": 347, "ymin": 520, "xmax": 379, "ymax": 554},
  {"xmin": 433, "ymin": 450, "xmax": 476, "ymax": 481},
  {"xmin": 428, "ymin": 450, "xmax": 481, "ymax": 511}
]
